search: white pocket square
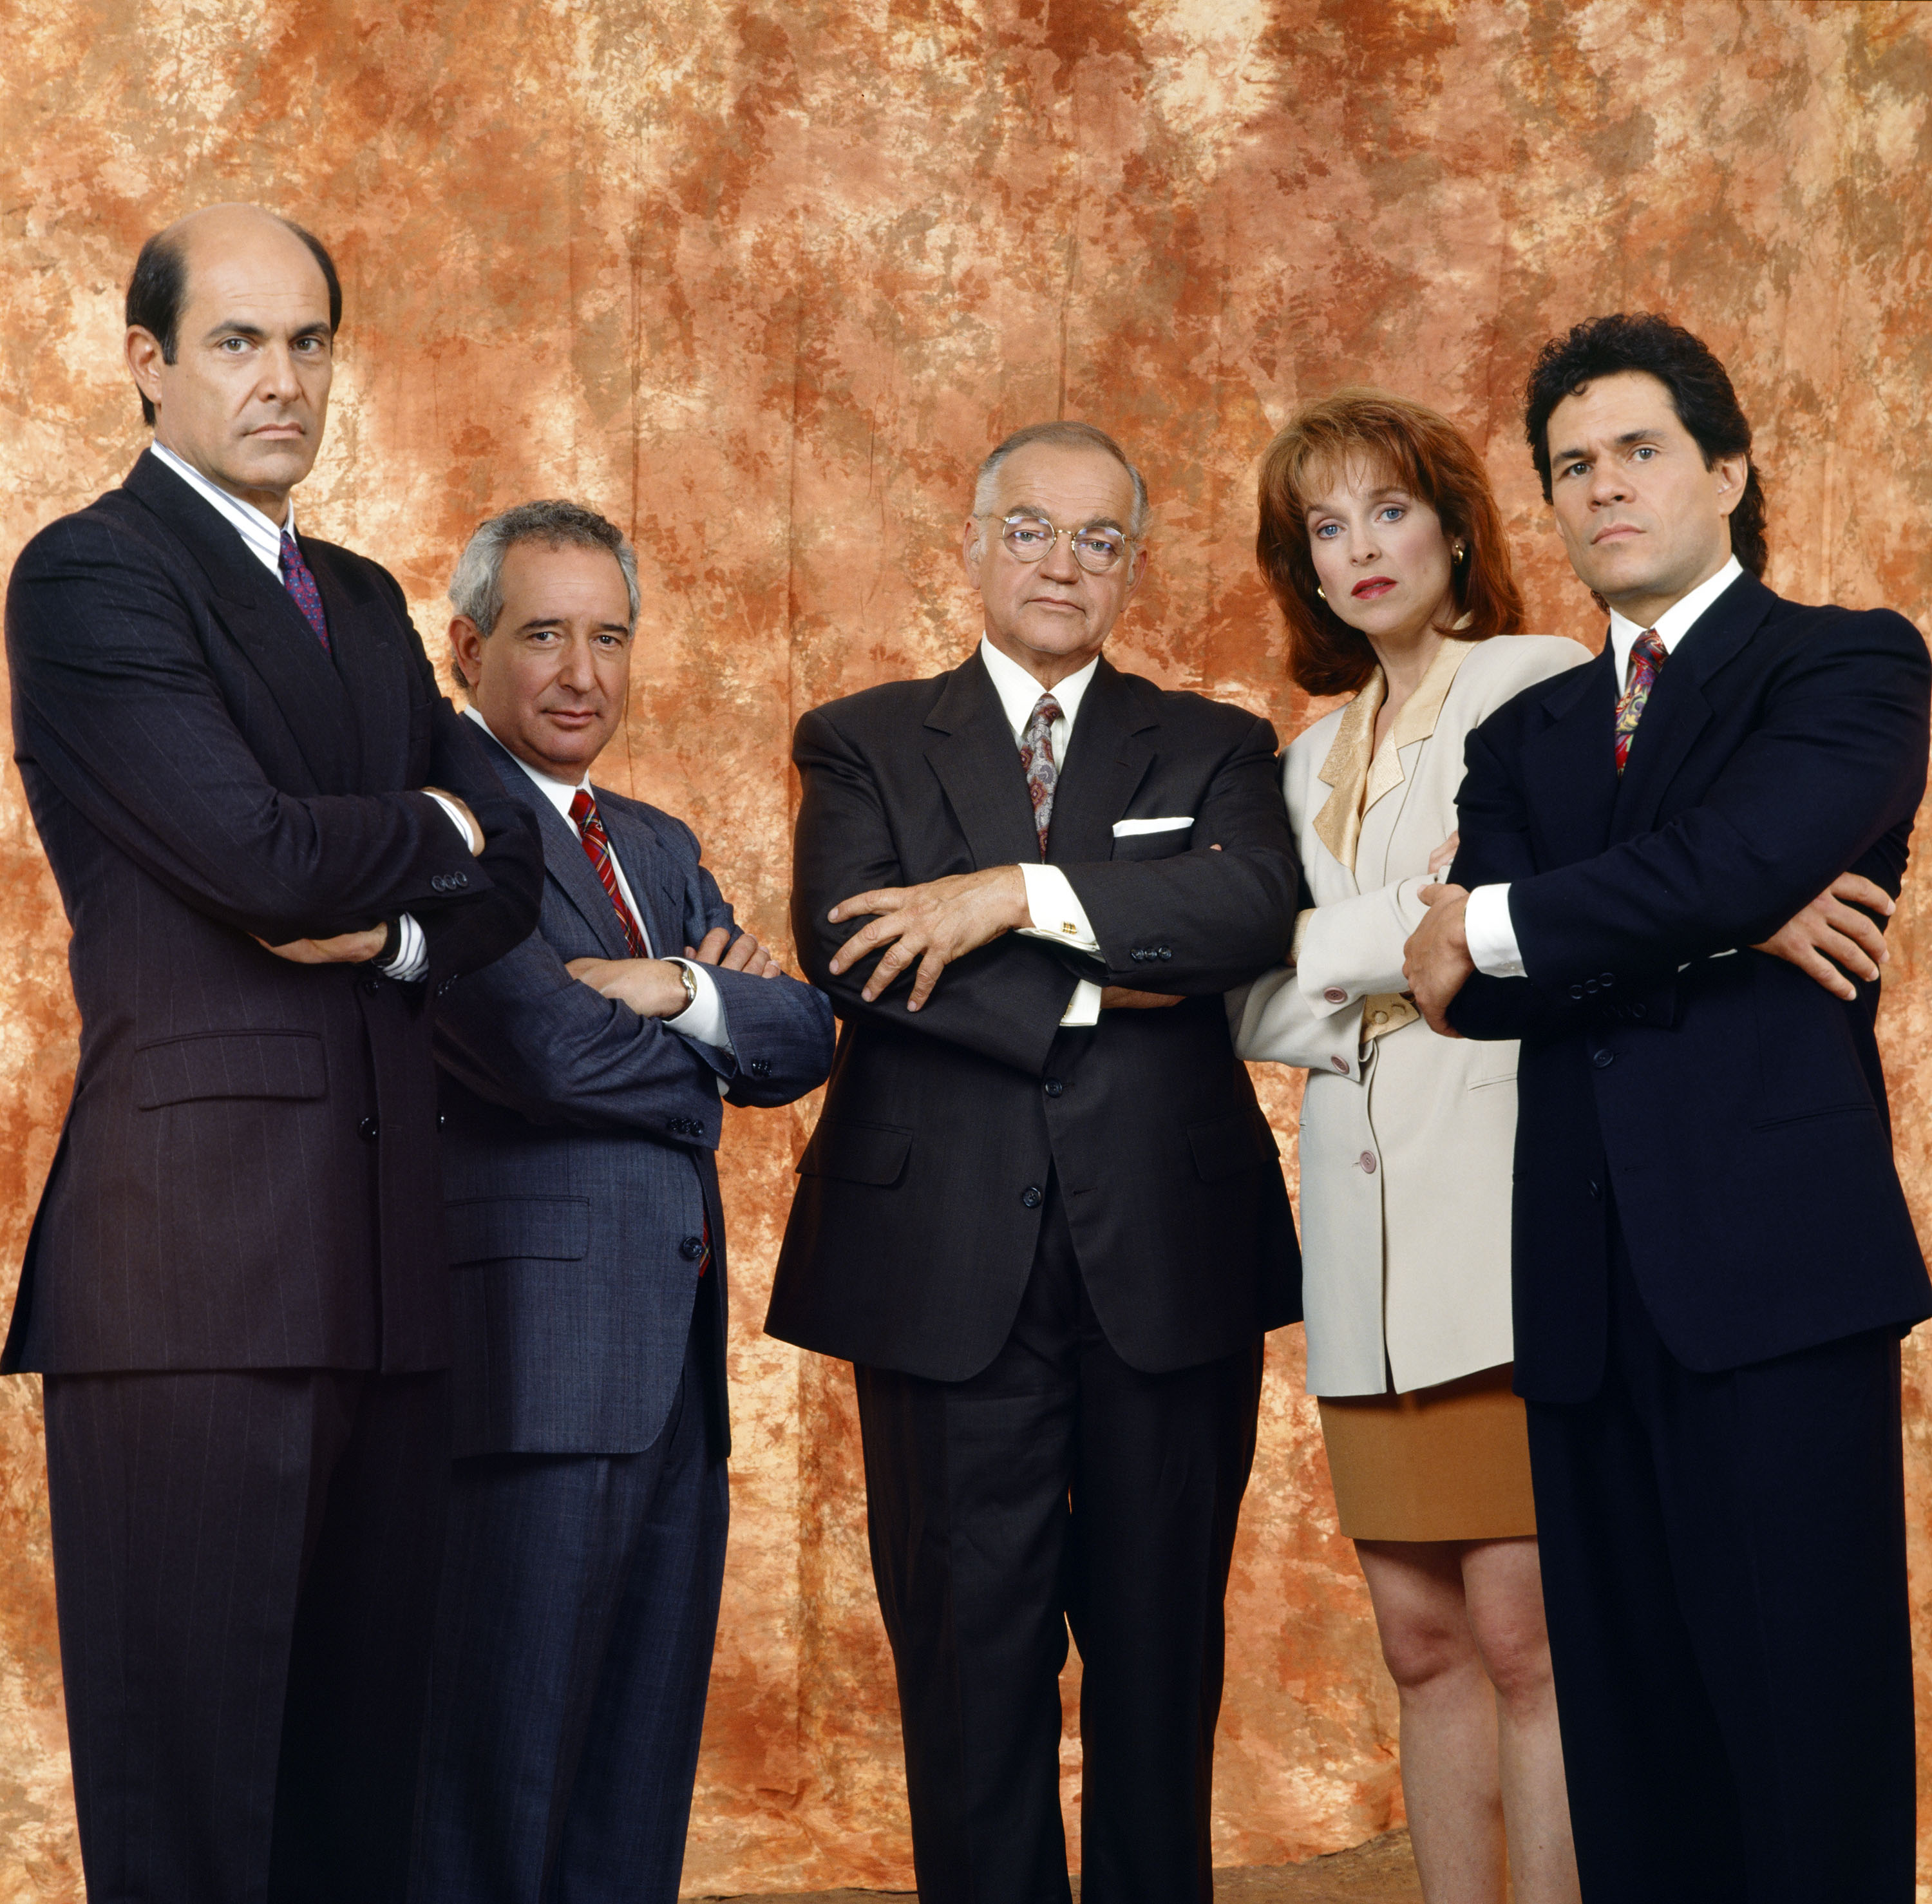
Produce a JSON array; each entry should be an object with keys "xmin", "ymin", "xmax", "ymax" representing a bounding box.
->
[{"xmin": 1112, "ymin": 815, "xmax": 1195, "ymax": 837}]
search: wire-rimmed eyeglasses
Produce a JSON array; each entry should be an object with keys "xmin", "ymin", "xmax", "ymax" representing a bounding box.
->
[{"xmin": 979, "ymin": 511, "xmax": 1135, "ymax": 575}]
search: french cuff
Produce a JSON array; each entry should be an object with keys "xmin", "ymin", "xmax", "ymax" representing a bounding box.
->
[
  {"xmin": 424, "ymin": 790, "xmax": 480, "ymax": 853},
  {"xmin": 377, "ymin": 912, "xmax": 429, "ymax": 983},
  {"xmin": 1061, "ymin": 978, "xmax": 1103, "ymax": 1027},
  {"xmin": 1016, "ymin": 862, "xmax": 1101, "ymax": 953},
  {"xmin": 664, "ymin": 958, "xmax": 734, "ymax": 1054},
  {"xmin": 1464, "ymin": 883, "xmax": 1527, "ymax": 980}
]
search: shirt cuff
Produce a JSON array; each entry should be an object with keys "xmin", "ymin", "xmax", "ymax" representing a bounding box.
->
[
  {"xmin": 664, "ymin": 958, "xmax": 734, "ymax": 1053},
  {"xmin": 1464, "ymin": 884, "xmax": 1526, "ymax": 980},
  {"xmin": 377, "ymin": 912, "xmax": 428, "ymax": 983},
  {"xmin": 424, "ymin": 790, "xmax": 480, "ymax": 853},
  {"xmin": 1061, "ymin": 978, "xmax": 1103, "ymax": 1027},
  {"xmin": 1017, "ymin": 862, "xmax": 1101, "ymax": 953}
]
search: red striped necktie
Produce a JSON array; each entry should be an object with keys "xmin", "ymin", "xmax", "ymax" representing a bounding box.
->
[{"xmin": 568, "ymin": 788, "xmax": 647, "ymax": 955}]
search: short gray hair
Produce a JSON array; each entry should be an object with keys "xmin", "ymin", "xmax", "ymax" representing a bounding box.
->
[
  {"xmin": 448, "ymin": 499, "xmax": 641, "ymax": 637},
  {"xmin": 971, "ymin": 420, "xmax": 1150, "ymax": 538}
]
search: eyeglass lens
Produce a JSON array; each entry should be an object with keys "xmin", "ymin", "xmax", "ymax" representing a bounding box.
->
[{"xmin": 1000, "ymin": 515, "xmax": 1127, "ymax": 573}]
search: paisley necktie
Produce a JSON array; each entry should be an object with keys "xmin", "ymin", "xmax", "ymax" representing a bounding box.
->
[
  {"xmin": 1019, "ymin": 693, "xmax": 1063, "ymax": 858},
  {"xmin": 278, "ymin": 529, "xmax": 330, "ymax": 652},
  {"xmin": 1613, "ymin": 629, "xmax": 1667, "ymax": 774}
]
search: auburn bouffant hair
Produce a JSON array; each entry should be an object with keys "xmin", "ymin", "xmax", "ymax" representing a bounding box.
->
[{"xmin": 1255, "ymin": 389, "xmax": 1526, "ymax": 698}]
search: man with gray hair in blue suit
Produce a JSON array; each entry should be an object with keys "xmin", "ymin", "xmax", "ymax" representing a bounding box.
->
[{"xmin": 413, "ymin": 499, "xmax": 834, "ymax": 1903}]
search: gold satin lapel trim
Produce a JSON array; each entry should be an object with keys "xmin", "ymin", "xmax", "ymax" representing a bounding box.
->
[
  {"xmin": 1312, "ymin": 671, "xmax": 1385, "ymax": 873},
  {"xmin": 1366, "ymin": 634, "xmax": 1477, "ymax": 813}
]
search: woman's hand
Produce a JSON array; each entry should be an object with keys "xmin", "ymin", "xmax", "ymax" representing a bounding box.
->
[{"xmin": 1426, "ymin": 830, "xmax": 1461, "ymax": 880}]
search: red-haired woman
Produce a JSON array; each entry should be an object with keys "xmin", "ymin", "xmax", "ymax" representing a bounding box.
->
[{"xmin": 1230, "ymin": 390, "xmax": 1586, "ymax": 1902}]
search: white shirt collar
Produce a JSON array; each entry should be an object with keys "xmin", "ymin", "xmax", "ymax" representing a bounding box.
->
[
  {"xmin": 1607, "ymin": 555, "xmax": 1745, "ymax": 682},
  {"xmin": 148, "ymin": 441, "xmax": 293, "ymax": 576},
  {"xmin": 977, "ymin": 635, "xmax": 1100, "ymax": 748},
  {"xmin": 463, "ymin": 703, "xmax": 591, "ymax": 821}
]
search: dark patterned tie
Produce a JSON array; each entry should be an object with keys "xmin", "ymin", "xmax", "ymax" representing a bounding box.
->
[
  {"xmin": 278, "ymin": 529, "xmax": 330, "ymax": 652},
  {"xmin": 568, "ymin": 788, "xmax": 648, "ymax": 955},
  {"xmin": 1019, "ymin": 693, "xmax": 1063, "ymax": 858},
  {"xmin": 1613, "ymin": 629, "xmax": 1667, "ymax": 775}
]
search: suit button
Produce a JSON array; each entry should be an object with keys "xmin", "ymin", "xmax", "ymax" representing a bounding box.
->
[
  {"xmin": 437, "ymin": 1113, "xmax": 446, "ymax": 1130},
  {"xmin": 748, "ymin": 1058, "xmax": 771, "ymax": 1078},
  {"xmin": 1584, "ymin": 978, "xmax": 1598, "ymax": 995},
  {"xmin": 1330, "ymin": 1056, "xmax": 1349, "ymax": 1074},
  {"xmin": 1323, "ymin": 987, "xmax": 1347, "ymax": 1005},
  {"xmin": 1359, "ymin": 1151, "xmax": 1378, "ymax": 1174},
  {"xmin": 1589, "ymin": 1179, "xmax": 1602, "ymax": 1200},
  {"xmin": 1600, "ymin": 973, "xmax": 1615, "ymax": 988},
  {"xmin": 361, "ymin": 976, "xmax": 381, "ymax": 995},
  {"xmin": 1591, "ymin": 1049, "xmax": 1614, "ymax": 1069},
  {"xmin": 1569, "ymin": 984, "xmax": 1585, "ymax": 1001},
  {"xmin": 1130, "ymin": 948, "xmax": 1146, "ymax": 962},
  {"xmin": 1043, "ymin": 1078, "xmax": 1064, "ymax": 1098},
  {"xmin": 679, "ymin": 1235, "xmax": 706, "ymax": 1261},
  {"xmin": 1021, "ymin": 1185, "xmax": 1043, "ymax": 1209},
  {"xmin": 358, "ymin": 1116, "xmax": 379, "ymax": 1141},
  {"xmin": 1630, "ymin": 1002, "xmax": 1646, "ymax": 1020},
  {"xmin": 1158, "ymin": 946, "xmax": 1173, "ymax": 961}
]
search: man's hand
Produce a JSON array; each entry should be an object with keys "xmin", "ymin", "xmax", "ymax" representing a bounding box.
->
[
  {"xmin": 828, "ymin": 867, "xmax": 1031, "ymax": 1009},
  {"xmin": 687, "ymin": 926, "xmax": 781, "ymax": 980},
  {"xmin": 566, "ymin": 955, "xmax": 694, "ymax": 1018},
  {"xmin": 1752, "ymin": 872, "xmax": 1894, "ymax": 1001},
  {"xmin": 422, "ymin": 786, "xmax": 486, "ymax": 857},
  {"xmin": 254, "ymin": 926, "xmax": 388, "ymax": 965},
  {"xmin": 1401, "ymin": 884, "xmax": 1473, "ymax": 1038},
  {"xmin": 1100, "ymin": 987, "xmax": 1184, "ymax": 1009}
]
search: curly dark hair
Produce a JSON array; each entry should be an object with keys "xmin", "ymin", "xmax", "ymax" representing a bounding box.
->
[
  {"xmin": 1255, "ymin": 388, "xmax": 1526, "ymax": 698},
  {"xmin": 1522, "ymin": 312, "xmax": 1766, "ymax": 577}
]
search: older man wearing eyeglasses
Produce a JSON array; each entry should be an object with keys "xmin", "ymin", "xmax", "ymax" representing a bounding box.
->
[{"xmin": 767, "ymin": 421, "xmax": 1303, "ymax": 1904}]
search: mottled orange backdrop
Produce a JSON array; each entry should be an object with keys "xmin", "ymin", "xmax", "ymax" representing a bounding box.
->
[{"xmin": 3, "ymin": 1, "xmax": 1931, "ymax": 1896}]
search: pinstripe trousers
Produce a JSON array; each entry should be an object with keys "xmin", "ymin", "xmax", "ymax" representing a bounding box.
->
[{"xmin": 42, "ymin": 1367, "xmax": 449, "ymax": 1904}]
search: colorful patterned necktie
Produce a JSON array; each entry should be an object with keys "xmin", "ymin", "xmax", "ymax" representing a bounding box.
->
[
  {"xmin": 568, "ymin": 788, "xmax": 648, "ymax": 955},
  {"xmin": 1019, "ymin": 693, "xmax": 1063, "ymax": 858},
  {"xmin": 278, "ymin": 529, "xmax": 330, "ymax": 652},
  {"xmin": 1613, "ymin": 629, "xmax": 1667, "ymax": 775}
]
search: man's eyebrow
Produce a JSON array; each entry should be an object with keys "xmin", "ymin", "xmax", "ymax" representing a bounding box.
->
[
  {"xmin": 1000, "ymin": 501, "xmax": 1128, "ymax": 533},
  {"xmin": 198, "ymin": 318, "xmax": 334, "ymax": 343},
  {"xmin": 1552, "ymin": 427, "xmax": 1667, "ymax": 466},
  {"xmin": 510, "ymin": 614, "xmax": 632, "ymax": 634}
]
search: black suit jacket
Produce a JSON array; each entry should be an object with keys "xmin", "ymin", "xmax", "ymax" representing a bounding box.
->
[
  {"xmin": 433, "ymin": 727, "xmax": 834, "ymax": 1458},
  {"xmin": 1447, "ymin": 571, "xmax": 1932, "ymax": 1400},
  {"xmin": 766, "ymin": 649, "xmax": 1302, "ymax": 1380},
  {"xmin": 2, "ymin": 450, "xmax": 543, "ymax": 1375}
]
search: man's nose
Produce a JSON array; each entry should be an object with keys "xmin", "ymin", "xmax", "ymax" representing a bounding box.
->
[
  {"xmin": 257, "ymin": 344, "xmax": 303, "ymax": 403},
  {"xmin": 1588, "ymin": 466, "xmax": 1628, "ymax": 506},
  {"xmin": 556, "ymin": 638, "xmax": 599, "ymax": 689},
  {"xmin": 1039, "ymin": 530, "xmax": 1083, "ymax": 581}
]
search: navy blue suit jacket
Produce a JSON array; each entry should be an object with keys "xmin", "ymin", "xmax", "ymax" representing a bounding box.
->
[
  {"xmin": 3, "ymin": 451, "xmax": 542, "ymax": 1376},
  {"xmin": 1447, "ymin": 571, "xmax": 1931, "ymax": 1400},
  {"xmin": 431, "ymin": 728, "xmax": 835, "ymax": 1457}
]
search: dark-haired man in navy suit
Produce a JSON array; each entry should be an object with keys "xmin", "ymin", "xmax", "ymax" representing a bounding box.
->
[
  {"xmin": 3, "ymin": 204, "xmax": 544, "ymax": 1903},
  {"xmin": 414, "ymin": 499, "xmax": 833, "ymax": 1904},
  {"xmin": 1405, "ymin": 314, "xmax": 1930, "ymax": 1901}
]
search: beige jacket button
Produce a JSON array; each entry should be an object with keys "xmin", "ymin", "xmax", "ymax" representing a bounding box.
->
[
  {"xmin": 1331, "ymin": 1056, "xmax": 1349, "ymax": 1074},
  {"xmin": 1359, "ymin": 1151, "xmax": 1378, "ymax": 1173},
  {"xmin": 1323, "ymin": 987, "xmax": 1347, "ymax": 1005}
]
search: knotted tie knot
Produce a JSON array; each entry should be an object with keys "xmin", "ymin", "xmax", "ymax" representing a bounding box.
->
[
  {"xmin": 1019, "ymin": 692, "xmax": 1063, "ymax": 858},
  {"xmin": 1613, "ymin": 629, "xmax": 1666, "ymax": 775},
  {"xmin": 569, "ymin": 788, "xmax": 647, "ymax": 956}
]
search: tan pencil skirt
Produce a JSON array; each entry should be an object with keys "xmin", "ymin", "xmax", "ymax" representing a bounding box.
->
[{"xmin": 1317, "ymin": 1362, "xmax": 1538, "ymax": 1544}]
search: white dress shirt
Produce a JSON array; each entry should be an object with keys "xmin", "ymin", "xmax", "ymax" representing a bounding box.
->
[
  {"xmin": 147, "ymin": 443, "xmax": 477, "ymax": 983},
  {"xmin": 976, "ymin": 636, "xmax": 1107, "ymax": 1027},
  {"xmin": 1463, "ymin": 557, "xmax": 1746, "ymax": 979},
  {"xmin": 463, "ymin": 706, "xmax": 732, "ymax": 1052}
]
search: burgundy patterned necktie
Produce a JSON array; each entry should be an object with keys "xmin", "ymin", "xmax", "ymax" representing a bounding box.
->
[
  {"xmin": 278, "ymin": 529, "xmax": 330, "ymax": 652},
  {"xmin": 1019, "ymin": 693, "xmax": 1063, "ymax": 858},
  {"xmin": 1613, "ymin": 629, "xmax": 1667, "ymax": 774},
  {"xmin": 568, "ymin": 789, "xmax": 647, "ymax": 955}
]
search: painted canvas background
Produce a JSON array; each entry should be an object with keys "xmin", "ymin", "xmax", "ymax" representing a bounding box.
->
[{"xmin": 3, "ymin": 1, "xmax": 1930, "ymax": 1894}]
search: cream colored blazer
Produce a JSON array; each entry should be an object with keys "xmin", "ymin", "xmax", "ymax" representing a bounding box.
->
[{"xmin": 1230, "ymin": 634, "xmax": 1589, "ymax": 1396}]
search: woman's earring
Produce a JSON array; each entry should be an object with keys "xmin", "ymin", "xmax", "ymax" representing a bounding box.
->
[
  {"xmin": 1454, "ymin": 542, "xmax": 1467, "ymax": 563},
  {"xmin": 1316, "ymin": 586, "xmax": 1327, "ymax": 600}
]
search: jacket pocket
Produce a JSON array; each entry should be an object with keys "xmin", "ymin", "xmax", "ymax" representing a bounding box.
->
[
  {"xmin": 1188, "ymin": 1109, "xmax": 1279, "ymax": 1183},
  {"xmin": 798, "ymin": 1119, "xmax": 913, "ymax": 1186},
  {"xmin": 134, "ymin": 1031, "xmax": 328, "ymax": 1109},
  {"xmin": 445, "ymin": 1195, "xmax": 592, "ymax": 1265},
  {"xmin": 1111, "ymin": 824, "xmax": 1194, "ymax": 862}
]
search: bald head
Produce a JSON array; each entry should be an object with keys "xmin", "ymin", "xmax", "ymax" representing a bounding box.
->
[{"xmin": 126, "ymin": 204, "xmax": 342, "ymax": 522}]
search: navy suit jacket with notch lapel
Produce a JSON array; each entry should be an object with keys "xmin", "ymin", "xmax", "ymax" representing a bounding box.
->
[
  {"xmin": 1446, "ymin": 569, "xmax": 1932, "ymax": 1400},
  {"xmin": 431, "ymin": 727, "xmax": 835, "ymax": 1458},
  {"xmin": 2, "ymin": 449, "xmax": 544, "ymax": 1376},
  {"xmin": 769, "ymin": 647, "xmax": 1303, "ymax": 1382}
]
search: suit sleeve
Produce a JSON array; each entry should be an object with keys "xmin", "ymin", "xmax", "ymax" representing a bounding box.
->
[
  {"xmin": 791, "ymin": 704, "xmax": 1084, "ymax": 1076},
  {"xmin": 1501, "ymin": 609, "xmax": 1929, "ymax": 989},
  {"xmin": 6, "ymin": 511, "xmax": 515, "ymax": 946},
  {"xmin": 1057, "ymin": 713, "xmax": 1300, "ymax": 993}
]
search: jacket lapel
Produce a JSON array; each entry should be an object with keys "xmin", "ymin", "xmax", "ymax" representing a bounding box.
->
[
  {"xmin": 124, "ymin": 451, "xmax": 360, "ymax": 794},
  {"xmin": 598, "ymin": 797, "xmax": 688, "ymax": 959},
  {"xmin": 1520, "ymin": 644, "xmax": 1620, "ymax": 862},
  {"xmin": 307, "ymin": 541, "xmax": 417, "ymax": 792},
  {"xmin": 1044, "ymin": 658, "xmax": 1159, "ymax": 866},
  {"xmin": 922, "ymin": 651, "xmax": 1046, "ymax": 869},
  {"xmin": 1613, "ymin": 571, "xmax": 1774, "ymax": 842}
]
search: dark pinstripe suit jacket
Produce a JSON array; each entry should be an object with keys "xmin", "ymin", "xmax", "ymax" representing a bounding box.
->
[
  {"xmin": 2, "ymin": 451, "xmax": 543, "ymax": 1376},
  {"xmin": 431, "ymin": 730, "xmax": 835, "ymax": 1457}
]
